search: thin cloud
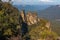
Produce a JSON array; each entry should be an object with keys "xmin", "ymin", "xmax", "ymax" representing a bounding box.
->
[
  {"xmin": 14, "ymin": 0, "xmax": 22, "ymax": 2},
  {"xmin": 39, "ymin": 0, "xmax": 54, "ymax": 2},
  {"xmin": 3, "ymin": 0, "xmax": 60, "ymax": 5}
]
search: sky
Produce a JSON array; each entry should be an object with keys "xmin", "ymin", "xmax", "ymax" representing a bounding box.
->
[{"xmin": 2, "ymin": 0, "xmax": 60, "ymax": 5}]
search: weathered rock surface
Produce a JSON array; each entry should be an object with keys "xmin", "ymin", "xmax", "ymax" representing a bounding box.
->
[{"xmin": 20, "ymin": 10, "xmax": 40, "ymax": 25}]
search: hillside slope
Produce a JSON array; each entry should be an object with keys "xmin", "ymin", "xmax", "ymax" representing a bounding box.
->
[{"xmin": 39, "ymin": 5, "xmax": 60, "ymax": 20}]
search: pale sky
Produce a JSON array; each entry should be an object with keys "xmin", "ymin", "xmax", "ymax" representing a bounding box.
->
[{"xmin": 2, "ymin": 0, "xmax": 60, "ymax": 5}]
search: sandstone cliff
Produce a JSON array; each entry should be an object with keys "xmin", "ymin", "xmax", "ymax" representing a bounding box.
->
[
  {"xmin": 20, "ymin": 10, "xmax": 40, "ymax": 25},
  {"xmin": 20, "ymin": 10, "xmax": 50, "ymax": 29}
]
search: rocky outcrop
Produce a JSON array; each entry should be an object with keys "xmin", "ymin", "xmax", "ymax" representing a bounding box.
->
[
  {"xmin": 45, "ymin": 22, "xmax": 50, "ymax": 29},
  {"xmin": 20, "ymin": 10, "xmax": 51, "ymax": 30},
  {"xmin": 20, "ymin": 10, "xmax": 26, "ymax": 22},
  {"xmin": 26, "ymin": 12, "xmax": 40, "ymax": 25},
  {"xmin": 20, "ymin": 10, "xmax": 40, "ymax": 25}
]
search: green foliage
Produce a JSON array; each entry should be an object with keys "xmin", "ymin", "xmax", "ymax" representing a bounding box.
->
[
  {"xmin": 0, "ymin": 2, "xmax": 20, "ymax": 36},
  {"xmin": 28, "ymin": 19, "xmax": 58, "ymax": 40},
  {"xmin": 29, "ymin": 26, "xmax": 58, "ymax": 40},
  {"xmin": 3, "ymin": 28, "xmax": 12, "ymax": 35}
]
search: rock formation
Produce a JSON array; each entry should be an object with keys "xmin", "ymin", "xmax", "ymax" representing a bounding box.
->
[
  {"xmin": 20, "ymin": 11, "xmax": 40, "ymax": 25},
  {"xmin": 20, "ymin": 10, "xmax": 26, "ymax": 22},
  {"xmin": 45, "ymin": 22, "xmax": 50, "ymax": 29}
]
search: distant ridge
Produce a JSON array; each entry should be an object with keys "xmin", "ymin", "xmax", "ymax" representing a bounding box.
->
[
  {"xmin": 39, "ymin": 5, "xmax": 60, "ymax": 20},
  {"xmin": 14, "ymin": 5, "xmax": 50, "ymax": 12}
]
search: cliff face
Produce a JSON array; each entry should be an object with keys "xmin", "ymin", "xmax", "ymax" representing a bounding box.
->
[
  {"xmin": 26, "ymin": 12, "xmax": 40, "ymax": 25},
  {"xmin": 20, "ymin": 10, "xmax": 51, "ymax": 29}
]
